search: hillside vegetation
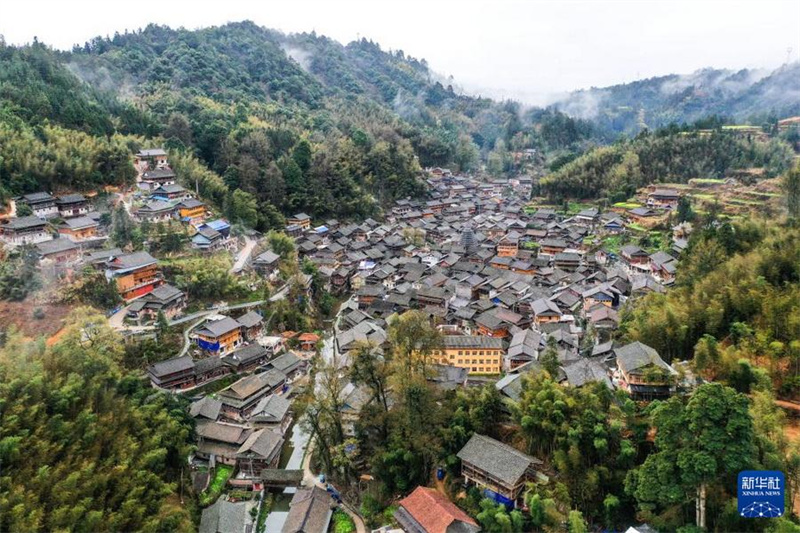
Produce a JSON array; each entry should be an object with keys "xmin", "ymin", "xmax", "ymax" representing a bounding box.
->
[
  {"xmin": 539, "ymin": 127, "xmax": 794, "ymax": 202},
  {"xmin": 554, "ymin": 63, "xmax": 800, "ymax": 134},
  {"xmin": 0, "ymin": 23, "xmax": 609, "ymax": 227},
  {"xmin": 0, "ymin": 310, "xmax": 195, "ymax": 532}
]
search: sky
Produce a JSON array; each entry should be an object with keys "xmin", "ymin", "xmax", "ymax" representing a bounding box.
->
[{"xmin": 2, "ymin": 0, "xmax": 799, "ymax": 104}]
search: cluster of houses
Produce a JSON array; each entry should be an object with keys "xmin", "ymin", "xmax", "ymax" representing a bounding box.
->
[
  {"xmin": 271, "ymin": 172, "xmax": 688, "ymax": 404},
  {"xmin": 194, "ymin": 171, "xmax": 693, "ymax": 531},
  {"xmin": 0, "ymin": 146, "xmax": 703, "ymax": 530},
  {"xmin": 0, "ymin": 147, "xmax": 239, "ymax": 273},
  {"xmin": 0, "ymin": 192, "xmax": 104, "ymax": 255},
  {"xmin": 132, "ymin": 149, "xmax": 239, "ymax": 252}
]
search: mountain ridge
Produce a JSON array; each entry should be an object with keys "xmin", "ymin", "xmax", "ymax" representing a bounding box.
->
[{"xmin": 551, "ymin": 62, "xmax": 800, "ymax": 134}]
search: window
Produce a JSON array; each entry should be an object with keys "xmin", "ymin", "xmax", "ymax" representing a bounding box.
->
[
  {"xmin": 472, "ymin": 367, "xmax": 477, "ymax": 372},
  {"xmin": 458, "ymin": 351, "xmax": 463, "ymax": 356}
]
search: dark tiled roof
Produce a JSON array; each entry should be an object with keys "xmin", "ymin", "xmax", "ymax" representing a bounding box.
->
[
  {"xmin": 282, "ymin": 486, "xmax": 333, "ymax": 533},
  {"xmin": 196, "ymin": 317, "xmax": 241, "ymax": 338},
  {"xmin": 615, "ymin": 341, "xmax": 673, "ymax": 374},
  {"xmin": 457, "ymin": 434, "xmax": 542, "ymax": 485},
  {"xmin": 149, "ymin": 355, "xmax": 194, "ymax": 377},
  {"xmin": 21, "ymin": 192, "xmax": 55, "ymax": 203},
  {"xmin": 443, "ymin": 335, "xmax": 503, "ymax": 350},
  {"xmin": 56, "ymin": 194, "xmax": 87, "ymax": 204},
  {"xmin": 5, "ymin": 216, "xmax": 47, "ymax": 230},
  {"xmin": 237, "ymin": 311, "xmax": 263, "ymax": 328},
  {"xmin": 36, "ymin": 238, "xmax": 78, "ymax": 255}
]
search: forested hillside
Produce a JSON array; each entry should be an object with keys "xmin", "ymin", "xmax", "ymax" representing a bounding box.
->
[
  {"xmin": 0, "ymin": 22, "xmax": 607, "ymax": 228},
  {"xmin": 620, "ymin": 217, "xmax": 800, "ymax": 394},
  {"xmin": 554, "ymin": 63, "xmax": 800, "ymax": 134},
  {"xmin": 538, "ymin": 127, "xmax": 795, "ymax": 202},
  {"xmin": 0, "ymin": 309, "xmax": 195, "ymax": 532}
]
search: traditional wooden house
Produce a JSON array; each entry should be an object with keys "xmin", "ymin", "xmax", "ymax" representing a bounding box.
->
[
  {"xmin": 614, "ymin": 341, "xmax": 677, "ymax": 400},
  {"xmin": 0, "ymin": 216, "xmax": 51, "ymax": 246},
  {"xmin": 287, "ymin": 213, "xmax": 311, "ymax": 230},
  {"xmin": 629, "ymin": 207, "xmax": 659, "ymax": 222},
  {"xmin": 282, "ymin": 486, "xmax": 334, "ymax": 533},
  {"xmin": 539, "ymin": 238, "xmax": 568, "ymax": 255},
  {"xmin": 253, "ymin": 250, "xmax": 281, "ymax": 277},
  {"xmin": 58, "ymin": 216, "xmax": 99, "ymax": 241},
  {"xmin": 506, "ymin": 329, "xmax": 544, "ymax": 371},
  {"xmin": 237, "ymin": 311, "xmax": 264, "ymax": 341},
  {"xmin": 150, "ymin": 183, "xmax": 191, "ymax": 202},
  {"xmin": 135, "ymin": 200, "xmax": 176, "ymax": 223},
  {"xmin": 134, "ymin": 148, "xmax": 168, "ymax": 173},
  {"xmin": 496, "ymin": 235, "xmax": 519, "ymax": 257},
  {"xmin": 140, "ymin": 168, "xmax": 176, "ymax": 190},
  {"xmin": 147, "ymin": 355, "xmax": 195, "ymax": 390},
  {"xmin": 36, "ymin": 238, "xmax": 80, "ymax": 264},
  {"xmin": 175, "ymin": 198, "xmax": 206, "ymax": 223},
  {"xmin": 195, "ymin": 421, "xmax": 250, "ymax": 466},
  {"xmin": 195, "ymin": 316, "xmax": 243, "ymax": 356},
  {"xmin": 647, "ymin": 188, "xmax": 680, "ymax": 209},
  {"xmin": 126, "ymin": 283, "xmax": 186, "ymax": 320},
  {"xmin": 620, "ymin": 245, "xmax": 650, "ymax": 268},
  {"xmin": 105, "ymin": 251, "xmax": 161, "ymax": 301},
  {"xmin": 56, "ymin": 194, "xmax": 89, "ymax": 218},
  {"xmin": 222, "ymin": 344, "xmax": 270, "ymax": 374},
  {"xmin": 218, "ymin": 370, "xmax": 287, "ymax": 420},
  {"xmin": 236, "ymin": 429, "xmax": 284, "ymax": 477},
  {"xmin": 531, "ymin": 298, "xmax": 562, "ymax": 325},
  {"xmin": 248, "ymin": 394, "xmax": 292, "ymax": 433},
  {"xmin": 17, "ymin": 192, "xmax": 58, "ymax": 219},
  {"xmin": 458, "ymin": 434, "xmax": 544, "ymax": 507}
]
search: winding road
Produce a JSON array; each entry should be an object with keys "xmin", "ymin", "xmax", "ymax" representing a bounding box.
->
[{"xmin": 230, "ymin": 235, "xmax": 256, "ymax": 274}]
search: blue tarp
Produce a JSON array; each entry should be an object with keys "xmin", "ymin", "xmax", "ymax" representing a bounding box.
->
[
  {"xmin": 483, "ymin": 489, "xmax": 514, "ymax": 509},
  {"xmin": 197, "ymin": 338, "xmax": 220, "ymax": 352}
]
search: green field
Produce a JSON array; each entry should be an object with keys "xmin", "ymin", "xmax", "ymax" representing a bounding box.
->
[{"xmin": 199, "ymin": 465, "xmax": 234, "ymax": 506}]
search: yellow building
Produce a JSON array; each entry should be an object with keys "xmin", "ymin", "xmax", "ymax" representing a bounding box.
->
[
  {"xmin": 431, "ymin": 336, "xmax": 504, "ymax": 375},
  {"xmin": 176, "ymin": 198, "xmax": 206, "ymax": 223}
]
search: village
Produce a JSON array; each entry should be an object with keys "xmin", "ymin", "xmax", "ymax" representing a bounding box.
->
[{"xmin": 0, "ymin": 146, "xmax": 724, "ymax": 533}]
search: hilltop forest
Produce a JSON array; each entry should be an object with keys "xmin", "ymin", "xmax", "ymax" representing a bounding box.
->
[{"xmin": 0, "ymin": 22, "xmax": 602, "ymax": 229}]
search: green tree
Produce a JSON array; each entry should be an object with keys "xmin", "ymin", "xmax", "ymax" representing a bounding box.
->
[
  {"xmin": 677, "ymin": 196, "xmax": 695, "ymax": 223},
  {"xmin": 568, "ymin": 509, "xmax": 588, "ymax": 533},
  {"xmin": 267, "ymin": 230, "xmax": 296, "ymax": 260},
  {"xmin": 540, "ymin": 336, "xmax": 560, "ymax": 377},
  {"xmin": 15, "ymin": 203, "xmax": 33, "ymax": 216},
  {"xmin": 785, "ymin": 163, "xmax": 800, "ymax": 220},
  {"xmin": 110, "ymin": 203, "xmax": 140, "ymax": 249},
  {"xmin": 386, "ymin": 310, "xmax": 442, "ymax": 387},
  {"xmin": 225, "ymin": 189, "xmax": 258, "ymax": 228},
  {"xmin": 629, "ymin": 383, "xmax": 755, "ymax": 529}
]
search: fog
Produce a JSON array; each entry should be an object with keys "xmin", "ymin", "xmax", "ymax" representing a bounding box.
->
[{"xmin": 2, "ymin": 0, "xmax": 798, "ymax": 104}]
